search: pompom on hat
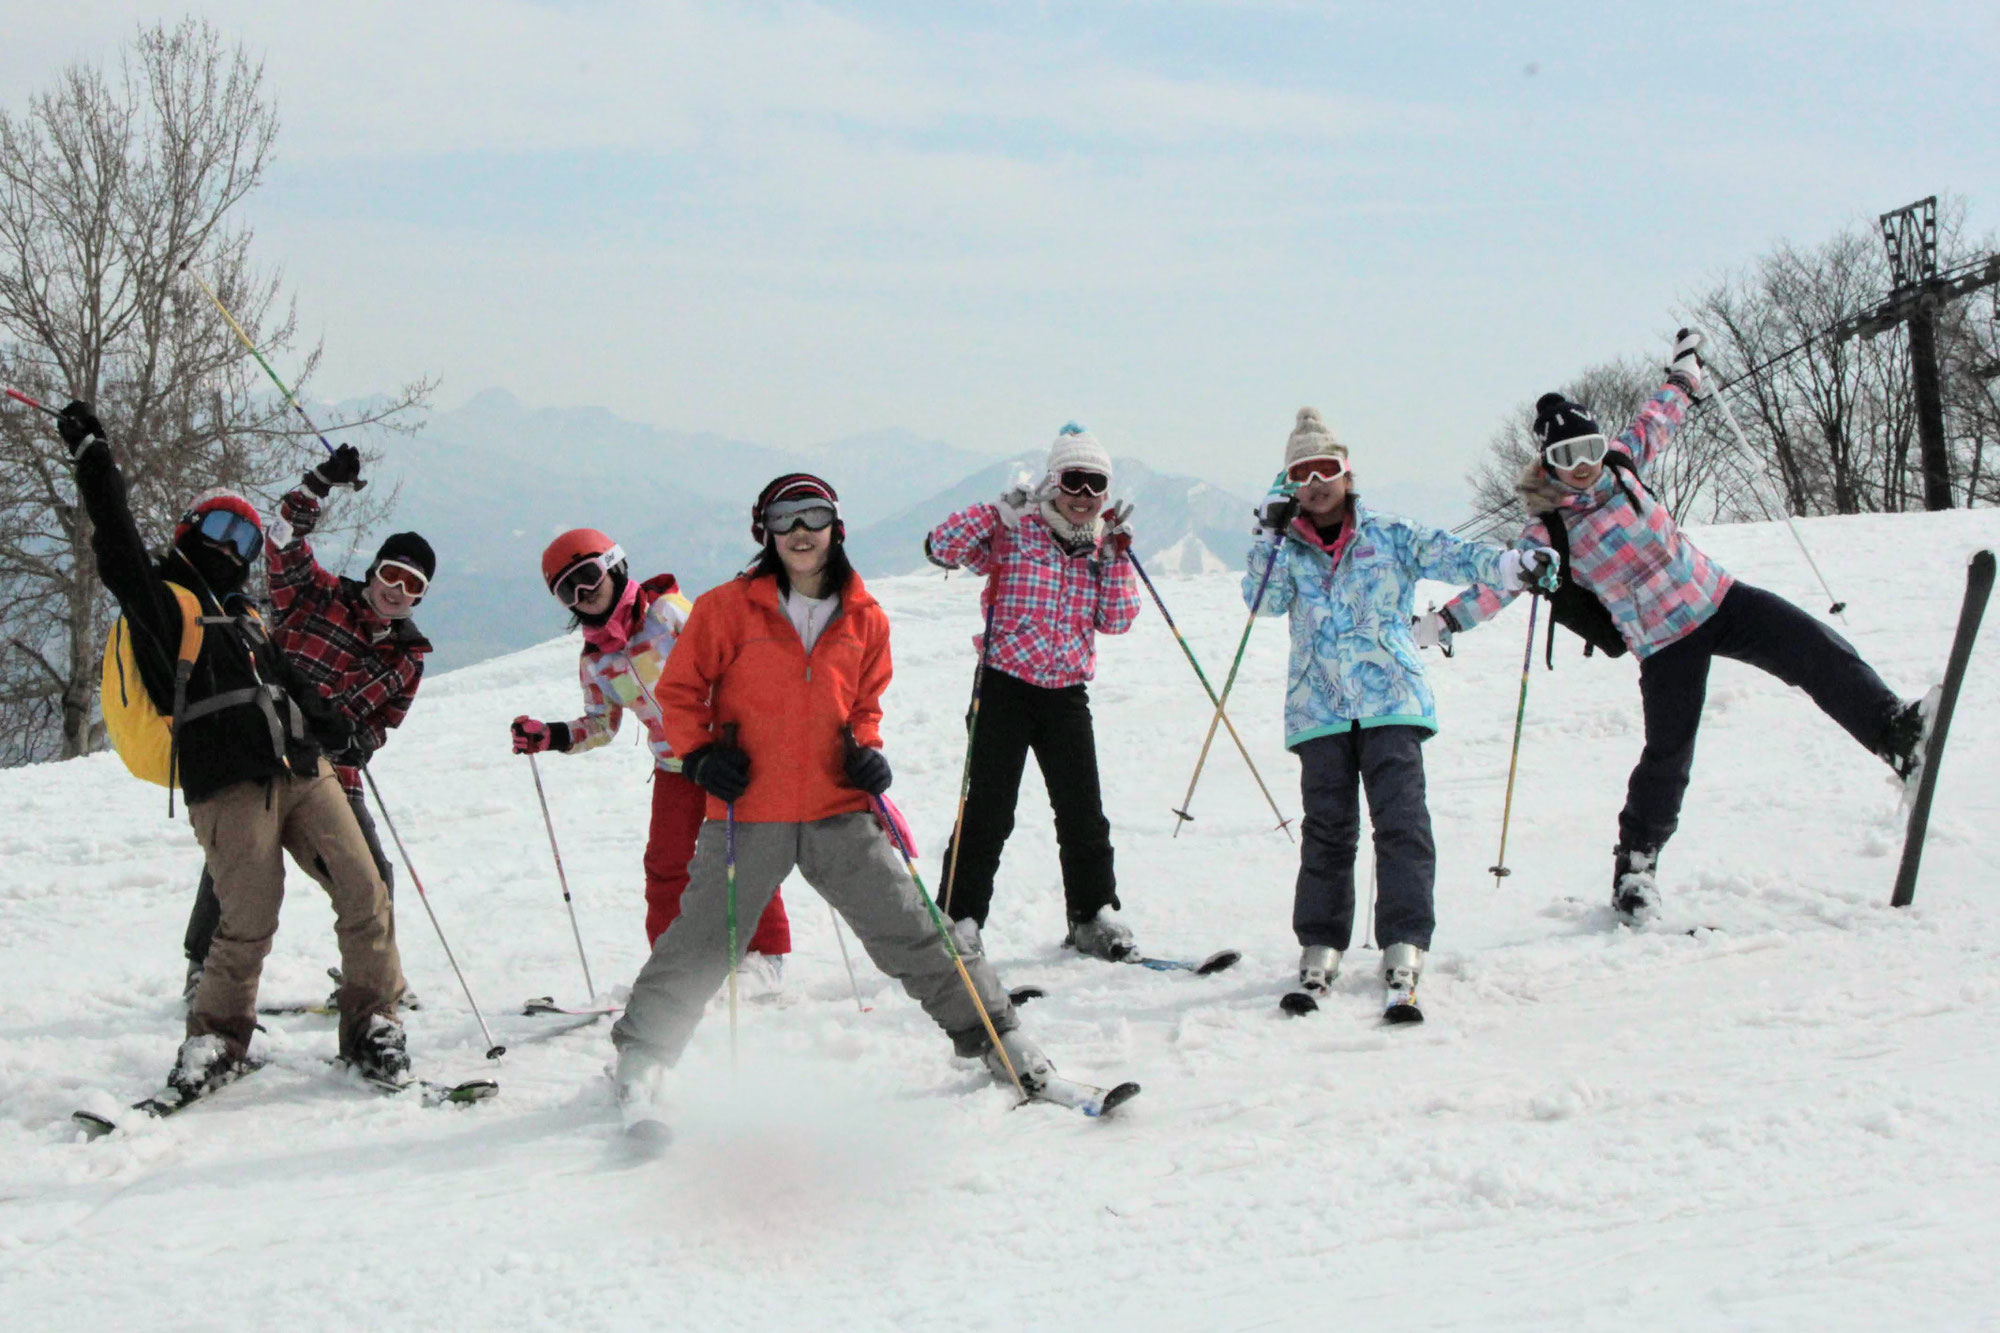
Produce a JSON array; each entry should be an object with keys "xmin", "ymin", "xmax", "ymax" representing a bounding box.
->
[{"xmin": 1283, "ymin": 407, "xmax": 1347, "ymax": 472}]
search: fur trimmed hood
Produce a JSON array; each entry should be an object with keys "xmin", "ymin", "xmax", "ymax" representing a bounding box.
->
[{"xmin": 1516, "ymin": 456, "xmax": 1570, "ymax": 517}]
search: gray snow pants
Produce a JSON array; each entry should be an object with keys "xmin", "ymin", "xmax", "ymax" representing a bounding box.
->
[
  {"xmin": 611, "ymin": 812, "xmax": 1019, "ymax": 1072},
  {"xmin": 1293, "ymin": 724, "xmax": 1436, "ymax": 952}
]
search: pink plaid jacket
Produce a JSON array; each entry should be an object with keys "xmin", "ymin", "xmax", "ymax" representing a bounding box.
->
[
  {"xmin": 926, "ymin": 503, "xmax": 1140, "ymax": 688},
  {"xmin": 1443, "ymin": 383, "xmax": 1734, "ymax": 659}
]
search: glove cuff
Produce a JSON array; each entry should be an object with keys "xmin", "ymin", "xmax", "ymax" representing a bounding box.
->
[
  {"xmin": 1440, "ymin": 607, "xmax": 1461, "ymax": 634},
  {"xmin": 1665, "ymin": 371, "xmax": 1702, "ymax": 398},
  {"xmin": 548, "ymin": 722, "xmax": 573, "ymax": 753},
  {"xmin": 302, "ymin": 470, "xmax": 332, "ymax": 498}
]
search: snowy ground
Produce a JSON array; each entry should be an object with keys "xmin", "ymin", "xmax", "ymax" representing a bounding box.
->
[{"xmin": 2, "ymin": 509, "xmax": 1997, "ymax": 1331}]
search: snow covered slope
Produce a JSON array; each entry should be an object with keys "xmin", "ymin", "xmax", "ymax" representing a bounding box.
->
[{"xmin": 3, "ymin": 510, "xmax": 1997, "ymax": 1331}]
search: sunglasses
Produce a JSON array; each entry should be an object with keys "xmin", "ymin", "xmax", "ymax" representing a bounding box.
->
[
  {"xmin": 192, "ymin": 507, "xmax": 262, "ymax": 562},
  {"xmin": 764, "ymin": 503, "xmax": 837, "ymax": 536},
  {"xmin": 551, "ymin": 545, "xmax": 625, "ymax": 608},
  {"xmin": 1286, "ymin": 456, "xmax": 1349, "ymax": 486},
  {"xmin": 1543, "ymin": 434, "xmax": 1610, "ymax": 471},
  {"xmin": 374, "ymin": 560, "xmax": 429, "ymax": 599}
]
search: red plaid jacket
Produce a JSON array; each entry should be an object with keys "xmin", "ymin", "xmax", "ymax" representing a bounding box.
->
[
  {"xmin": 926, "ymin": 503, "xmax": 1139, "ymax": 688},
  {"xmin": 266, "ymin": 488, "xmax": 430, "ymax": 795}
]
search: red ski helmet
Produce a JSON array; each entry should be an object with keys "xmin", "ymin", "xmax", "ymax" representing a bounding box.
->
[
  {"xmin": 173, "ymin": 489, "xmax": 263, "ymax": 546},
  {"xmin": 540, "ymin": 528, "xmax": 622, "ymax": 591},
  {"xmin": 751, "ymin": 473, "xmax": 843, "ymax": 545}
]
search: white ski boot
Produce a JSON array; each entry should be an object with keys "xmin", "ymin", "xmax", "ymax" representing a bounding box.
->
[
  {"xmin": 1612, "ymin": 846, "xmax": 1661, "ymax": 924},
  {"xmin": 1065, "ymin": 909, "xmax": 1137, "ymax": 963},
  {"xmin": 1298, "ymin": 945, "xmax": 1342, "ymax": 999},
  {"xmin": 614, "ymin": 1057, "xmax": 673, "ymax": 1148},
  {"xmin": 1382, "ymin": 943, "xmax": 1425, "ymax": 1025},
  {"xmin": 983, "ymin": 1029, "xmax": 1054, "ymax": 1097},
  {"xmin": 738, "ymin": 951, "xmax": 786, "ymax": 1004}
]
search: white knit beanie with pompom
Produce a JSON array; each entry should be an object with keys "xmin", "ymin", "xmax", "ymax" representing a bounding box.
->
[
  {"xmin": 1045, "ymin": 421, "xmax": 1112, "ymax": 483},
  {"xmin": 1284, "ymin": 407, "xmax": 1347, "ymax": 471}
]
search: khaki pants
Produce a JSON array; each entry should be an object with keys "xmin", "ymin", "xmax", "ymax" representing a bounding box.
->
[{"xmin": 187, "ymin": 759, "xmax": 404, "ymax": 1060}]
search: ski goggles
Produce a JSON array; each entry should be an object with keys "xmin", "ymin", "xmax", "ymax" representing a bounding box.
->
[
  {"xmin": 191, "ymin": 508, "xmax": 262, "ymax": 562},
  {"xmin": 1286, "ymin": 456, "xmax": 1350, "ymax": 487},
  {"xmin": 762, "ymin": 498, "xmax": 838, "ymax": 535},
  {"xmin": 373, "ymin": 560, "xmax": 430, "ymax": 599},
  {"xmin": 551, "ymin": 544, "xmax": 625, "ymax": 607},
  {"xmin": 1055, "ymin": 469, "xmax": 1109, "ymax": 497},
  {"xmin": 1543, "ymin": 434, "xmax": 1610, "ymax": 471}
]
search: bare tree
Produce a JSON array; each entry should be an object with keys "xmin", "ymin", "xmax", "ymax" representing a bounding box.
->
[{"xmin": 0, "ymin": 19, "xmax": 430, "ymax": 764}]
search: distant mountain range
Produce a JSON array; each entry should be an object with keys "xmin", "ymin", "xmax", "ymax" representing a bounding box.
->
[{"xmin": 356, "ymin": 391, "xmax": 1280, "ymax": 671}]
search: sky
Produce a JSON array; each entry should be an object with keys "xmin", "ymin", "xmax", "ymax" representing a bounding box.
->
[{"xmin": 9, "ymin": 2, "xmax": 2000, "ymax": 508}]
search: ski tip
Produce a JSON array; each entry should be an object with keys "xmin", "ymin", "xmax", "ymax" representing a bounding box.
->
[
  {"xmin": 446, "ymin": 1079, "xmax": 500, "ymax": 1105},
  {"xmin": 624, "ymin": 1120, "xmax": 674, "ymax": 1152},
  {"xmin": 1008, "ymin": 986, "xmax": 1046, "ymax": 1007},
  {"xmin": 1097, "ymin": 1082, "xmax": 1142, "ymax": 1117},
  {"xmin": 1383, "ymin": 1004, "xmax": 1425, "ymax": 1026},
  {"xmin": 1195, "ymin": 949, "xmax": 1242, "ymax": 976},
  {"xmin": 1278, "ymin": 991, "xmax": 1319, "ymax": 1017},
  {"xmin": 71, "ymin": 1110, "xmax": 117, "ymax": 1140}
]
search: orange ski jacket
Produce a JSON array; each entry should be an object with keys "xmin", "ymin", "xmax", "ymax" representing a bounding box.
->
[{"xmin": 656, "ymin": 570, "xmax": 891, "ymax": 824}]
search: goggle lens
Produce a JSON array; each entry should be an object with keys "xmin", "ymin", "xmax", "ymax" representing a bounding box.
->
[
  {"xmin": 765, "ymin": 506, "xmax": 837, "ymax": 535},
  {"xmin": 375, "ymin": 561, "xmax": 429, "ymax": 597},
  {"xmin": 195, "ymin": 508, "xmax": 262, "ymax": 561},
  {"xmin": 1057, "ymin": 470, "xmax": 1109, "ymax": 497},
  {"xmin": 1544, "ymin": 435, "xmax": 1610, "ymax": 470},
  {"xmin": 1286, "ymin": 457, "xmax": 1349, "ymax": 486},
  {"xmin": 554, "ymin": 557, "xmax": 612, "ymax": 607}
]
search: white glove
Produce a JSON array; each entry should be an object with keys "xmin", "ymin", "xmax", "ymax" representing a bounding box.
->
[
  {"xmin": 1411, "ymin": 608, "xmax": 1455, "ymax": 653},
  {"xmin": 1253, "ymin": 495, "xmax": 1298, "ymax": 540},
  {"xmin": 993, "ymin": 477, "xmax": 1052, "ymax": 530},
  {"xmin": 1498, "ymin": 546, "xmax": 1560, "ymax": 593},
  {"xmin": 1099, "ymin": 501, "xmax": 1134, "ymax": 558},
  {"xmin": 1666, "ymin": 327, "xmax": 1706, "ymax": 398}
]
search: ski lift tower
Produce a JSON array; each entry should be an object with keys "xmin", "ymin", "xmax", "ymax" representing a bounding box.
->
[{"xmin": 1830, "ymin": 196, "xmax": 2000, "ymax": 510}]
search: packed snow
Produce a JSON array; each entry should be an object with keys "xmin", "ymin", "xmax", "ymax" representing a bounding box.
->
[{"xmin": 2, "ymin": 509, "xmax": 1996, "ymax": 1331}]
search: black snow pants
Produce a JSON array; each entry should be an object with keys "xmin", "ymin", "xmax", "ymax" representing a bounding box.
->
[
  {"xmin": 939, "ymin": 668, "xmax": 1118, "ymax": 928},
  {"xmin": 184, "ymin": 789, "xmax": 394, "ymax": 965},
  {"xmin": 1294, "ymin": 723, "xmax": 1436, "ymax": 952},
  {"xmin": 1620, "ymin": 581, "xmax": 1901, "ymax": 855}
]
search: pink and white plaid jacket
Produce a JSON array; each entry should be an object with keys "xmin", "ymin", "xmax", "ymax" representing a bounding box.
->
[
  {"xmin": 1443, "ymin": 382, "xmax": 1733, "ymax": 660},
  {"xmin": 926, "ymin": 504, "xmax": 1140, "ymax": 688}
]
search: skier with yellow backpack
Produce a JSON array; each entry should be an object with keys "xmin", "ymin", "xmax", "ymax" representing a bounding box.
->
[{"xmin": 61, "ymin": 400, "xmax": 413, "ymax": 1110}]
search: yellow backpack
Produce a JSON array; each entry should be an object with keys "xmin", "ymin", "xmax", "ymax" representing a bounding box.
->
[{"xmin": 101, "ymin": 582, "xmax": 205, "ymax": 789}]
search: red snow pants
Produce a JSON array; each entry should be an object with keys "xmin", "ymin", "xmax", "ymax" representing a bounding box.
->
[{"xmin": 645, "ymin": 770, "xmax": 791, "ymax": 952}]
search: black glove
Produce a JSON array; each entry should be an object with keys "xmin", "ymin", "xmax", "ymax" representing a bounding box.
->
[
  {"xmin": 1255, "ymin": 495, "xmax": 1298, "ymax": 539},
  {"xmin": 328, "ymin": 726, "xmax": 379, "ymax": 768},
  {"xmin": 295, "ymin": 688, "xmax": 357, "ymax": 755},
  {"xmin": 57, "ymin": 400, "xmax": 105, "ymax": 457},
  {"xmin": 843, "ymin": 733, "xmax": 892, "ymax": 796},
  {"xmin": 304, "ymin": 443, "xmax": 364, "ymax": 496},
  {"xmin": 681, "ymin": 740, "xmax": 751, "ymax": 803}
]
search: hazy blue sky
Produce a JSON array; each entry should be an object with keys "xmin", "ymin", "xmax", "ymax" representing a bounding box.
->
[{"xmin": 12, "ymin": 2, "xmax": 2000, "ymax": 507}]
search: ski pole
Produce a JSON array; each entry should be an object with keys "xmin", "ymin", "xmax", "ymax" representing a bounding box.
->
[
  {"xmin": 362, "ymin": 767, "xmax": 505, "ymax": 1059},
  {"xmin": 939, "ymin": 594, "xmax": 999, "ymax": 917},
  {"xmin": 1172, "ymin": 536, "xmax": 1282, "ymax": 835},
  {"xmin": 3, "ymin": 387, "xmax": 63, "ymax": 419},
  {"xmin": 721, "ymin": 722, "xmax": 741, "ymax": 1074},
  {"xmin": 1488, "ymin": 594, "xmax": 1541, "ymax": 887},
  {"xmin": 871, "ymin": 793, "xmax": 1026, "ymax": 1102},
  {"xmin": 1130, "ymin": 552, "xmax": 1294, "ymax": 841},
  {"xmin": 180, "ymin": 263, "xmax": 363, "ymax": 487},
  {"xmin": 829, "ymin": 905, "xmax": 871, "ymax": 1013},
  {"xmin": 1709, "ymin": 381, "xmax": 1845, "ymax": 622},
  {"xmin": 526, "ymin": 753, "xmax": 596, "ymax": 1004}
]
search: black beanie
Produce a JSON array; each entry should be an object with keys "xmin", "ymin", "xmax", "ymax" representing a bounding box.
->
[
  {"xmin": 373, "ymin": 531, "xmax": 436, "ymax": 581},
  {"xmin": 1533, "ymin": 393, "xmax": 1602, "ymax": 449}
]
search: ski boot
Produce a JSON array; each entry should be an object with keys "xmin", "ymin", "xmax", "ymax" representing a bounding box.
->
[
  {"xmin": 738, "ymin": 952, "xmax": 786, "ymax": 1004},
  {"xmin": 613, "ymin": 1057, "xmax": 673, "ymax": 1147},
  {"xmin": 1298, "ymin": 945, "xmax": 1341, "ymax": 1000},
  {"xmin": 1064, "ymin": 909, "xmax": 1137, "ymax": 963},
  {"xmin": 1613, "ymin": 846, "xmax": 1662, "ymax": 924},
  {"xmin": 348, "ymin": 1014, "xmax": 412, "ymax": 1086},
  {"xmin": 1382, "ymin": 943, "xmax": 1425, "ymax": 1025},
  {"xmin": 1875, "ymin": 689, "xmax": 1938, "ymax": 791},
  {"xmin": 983, "ymin": 1028, "xmax": 1054, "ymax": 1097},
  {"xmin": 165, "ymin": 1033, "xmax": 254, "ymax": 1105}
]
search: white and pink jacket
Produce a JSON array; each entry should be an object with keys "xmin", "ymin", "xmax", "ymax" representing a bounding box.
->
[{"xmin": 561, "ymin": 573, "xmax": 694, "ymax": 771}]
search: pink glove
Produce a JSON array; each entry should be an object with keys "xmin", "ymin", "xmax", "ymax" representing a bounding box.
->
[{"xmin": 511, "ymin": 716, "xmax": 552, "ymax": 754}]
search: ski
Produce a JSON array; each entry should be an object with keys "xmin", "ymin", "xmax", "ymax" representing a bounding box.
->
[
  {"xmin": 1126, "ymin": 948, "xmax": 1241, "ymax": 976},
  {"xmin": 1893, "ymin": 548, "xmax": 1993, "ymax": 908},
  {"xmin": 522, "ymin": 996, "xmax": 622, "ymax": 1018},
  {"xmin": 1383, "ymin": 1000, "xmax": 1424, "ymax": 1026},
  {"xmin": 1278, "ymin": 990, "xmax": 1319, "ymax": 1017},
  {"xmin": 258, "ymin": 1000, "xmax": 337, "ymax": 1016},
  {"xmin": 1007, "ymin": 985, "xmax": 1046, "ymax": 1007},
  {"xmin": 1028, "ymin": 1074, "xmax": 1141, "ymax": 1118},
  {"xmin": 360, "ymin": 1074, "xmax": 501, "ymax": 1108},
  {"xmin": 71, "ymin": 1059, "xmax": 267, "ymax": 1140}
]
